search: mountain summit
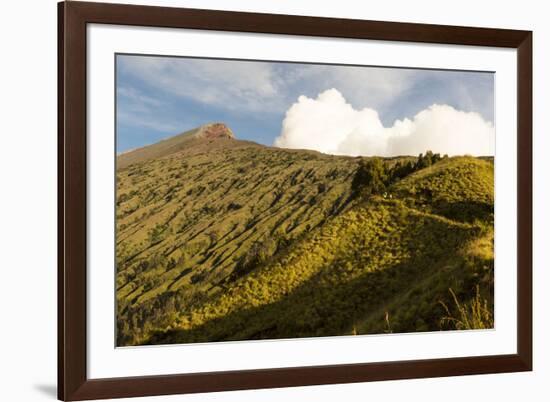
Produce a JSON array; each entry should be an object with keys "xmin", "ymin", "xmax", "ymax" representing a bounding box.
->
[
  {"xmin": 194, "ymin": 122, "xmax": 235, "ymax": 140},
  {"xmin": 117, "ymin": 123, "xmax": 244, "ymax": 169}
]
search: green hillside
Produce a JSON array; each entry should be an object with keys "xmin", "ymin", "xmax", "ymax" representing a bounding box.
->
[{"xmin": 116, "ymin": 125, "xmax": 494, "ymax": 346}]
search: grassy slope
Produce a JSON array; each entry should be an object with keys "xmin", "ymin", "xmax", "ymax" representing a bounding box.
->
[
  {"xmin": 116, "ymin": 137, "xmax": 494, "ymax": 346},
  {"xmin": 116, "ymin": 138, "xmax": 360, "ymax": 344}
]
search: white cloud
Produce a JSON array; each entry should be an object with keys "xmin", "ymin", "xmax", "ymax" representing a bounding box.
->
[
  {"xmin": 117, "ymin": 86, "xmax": 162, "ymax": 107},
  {"xmin": 117, "ymin": 85, "xmax": 181, "ymax": 133},
  {"xmin": 117, "ymin": 110, "xmax": 180, "ymax": 133},
  {"xmin": 119, "ymin": 56, "xmax": 281, "ymax": 112},
  {"xmin": 118, "ymin": 56, "xmax": 429, "ymax": 116},
  {"xmin": 274, "ymin": 89, "xmax": 494, "ymax": 157}
]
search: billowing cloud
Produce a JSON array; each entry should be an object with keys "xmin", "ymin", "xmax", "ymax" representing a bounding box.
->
[{"xmin": 274, "ymin": 89, "xmax": 494, "ymax": 157}]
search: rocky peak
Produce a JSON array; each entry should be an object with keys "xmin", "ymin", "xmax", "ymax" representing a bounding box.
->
[{"xmin": 195, "ymin": 123, "xmax": 235, "ymax": 140}]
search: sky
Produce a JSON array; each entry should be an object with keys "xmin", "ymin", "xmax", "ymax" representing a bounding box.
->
[{"xmin": 116, "ymin": 54, "xmax": 494, "ymax": 156}]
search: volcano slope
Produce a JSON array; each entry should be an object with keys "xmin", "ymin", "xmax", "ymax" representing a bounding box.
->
[{"xmin": 115, "ymin": 124, "xmax": 494, "ymax": 346}]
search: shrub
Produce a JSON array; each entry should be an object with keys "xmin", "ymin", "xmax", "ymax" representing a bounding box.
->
[{"xmin": 352, "ymin": 158, "xmax": 388, "ymax": 195}]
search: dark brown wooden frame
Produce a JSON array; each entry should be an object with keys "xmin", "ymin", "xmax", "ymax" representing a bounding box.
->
[{"xmin": 58, "ymin": 1, "xmax": 532, "ymax": 400}]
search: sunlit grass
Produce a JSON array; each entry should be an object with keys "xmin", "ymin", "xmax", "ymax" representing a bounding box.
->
[
  {"xmin": 439, "ymin": 286, "xmax": 494, "ymax": 330},
  {"xmin": 115, "ymin": 140, "xmax": 494, "ymax": 345}
]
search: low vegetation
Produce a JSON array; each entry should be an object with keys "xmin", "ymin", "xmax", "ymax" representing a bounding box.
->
[
  {"xmin": 439, "ymin": 286, "xmax": 494, "ymax": 330},
  {"xmin": 116, "ymin": 126, "xmax": 494, "ymax": 346}
]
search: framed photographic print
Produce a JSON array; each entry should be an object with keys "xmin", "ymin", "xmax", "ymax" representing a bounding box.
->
[{"xmin": 58, "ymin": 1, "xmax": 532, "ymax": 400}]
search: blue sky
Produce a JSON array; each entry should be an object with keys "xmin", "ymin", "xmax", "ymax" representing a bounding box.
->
[{"xmin": 116, "ymin": 54, "xmax": 494, "ymax": 154}]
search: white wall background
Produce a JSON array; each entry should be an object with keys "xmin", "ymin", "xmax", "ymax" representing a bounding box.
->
[{"xmin": 0, "ymin": 0, "xmax": 546, "ymax": 401}]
